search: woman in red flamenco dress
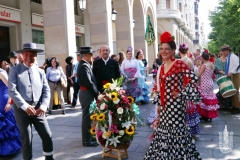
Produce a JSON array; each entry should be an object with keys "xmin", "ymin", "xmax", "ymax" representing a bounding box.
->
[{"xmin": 197, "ymin": 51, "xmax": 219, "ymax": 121}]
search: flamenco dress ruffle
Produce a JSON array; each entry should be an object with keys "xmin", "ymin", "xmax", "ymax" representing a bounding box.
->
[
  {"xmin": 185, "ymin": 107, "xmax": 200, "ymax": 135},
  {"xmin": 0, "ymin": 110, "xmax": 21, "ymax": 156},
  {"xmin": 144, "ymin": 125, "xmax": 202, "ymax": 160},
  {"xmin": 197, "ymin": 93, "xmax": 219, "ymax": 118},
  {"xmin": 135, "ymin": 82, "xmax": 150, "ymax": 103}
]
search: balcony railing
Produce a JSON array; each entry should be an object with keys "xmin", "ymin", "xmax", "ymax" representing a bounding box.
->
[{"xmin": 157, "ymin": 9, "xmax": 181, "ymax": 20}]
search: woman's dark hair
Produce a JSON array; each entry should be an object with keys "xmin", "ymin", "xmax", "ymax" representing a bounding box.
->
[
  {"xmin": 201, "ymin": 52, "xmax": 209, "ymax": 61},
  {"xmin": 65, "ymin": 56, "xmax": 73, "ymax": 65},
  {"xmin": 50, "ymin": 57, "xmax": 60, "ymax": 68},
  {"xmin": 161, "ymin": 41, "xmax": 176, "ymax": 50},
  {"xmin": 179, "ymin": 48, "xmax": 188, "ymax": 54},
  {"xmin": 179, "ymin": 43, "xmax": 188, "ymax": 54},
  {"xmin": 118, "ymin": 51, "xmax": 125, "ymax": 66},
  {"xmin": 135, "ymin": 51, "xmax": 141, "ymax": 59},
  {"xmin": 111, "ymin": 54, "xmax": 117, "ymax": 59}
]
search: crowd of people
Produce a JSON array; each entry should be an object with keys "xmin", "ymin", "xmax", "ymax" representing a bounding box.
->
[{"xmin": 0, "ymin": 30, "xmax": 239, "ymax": 159}]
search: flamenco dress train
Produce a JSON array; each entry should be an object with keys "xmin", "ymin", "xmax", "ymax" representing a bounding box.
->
[
  {"xmin": 135, "ymin": 60, "xmax": 150, "ymax": 103},
  {"xmin": 0, "ymin": 70, "xmax": 21, "ymax": 156}
]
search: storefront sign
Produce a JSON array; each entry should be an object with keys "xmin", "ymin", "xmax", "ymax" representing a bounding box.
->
[
  {"xmin": 75, "ymin": 24, "xmax": 85, "ymax": 34},
  {"xmin": 0, "ymin": 5, "xmax": 21, "ymax": 23},
  {"xmin": 32, "ymin": 13, "xmax": 43, "ymax": 27}
]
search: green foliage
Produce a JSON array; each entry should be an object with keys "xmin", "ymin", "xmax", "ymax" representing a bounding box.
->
[{"xmin": 208, "ymin": 0, "xmax": 240, "ymax": 53}]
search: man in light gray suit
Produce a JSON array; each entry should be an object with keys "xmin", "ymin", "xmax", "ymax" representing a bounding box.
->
[{"xmin": 8, "ymin": 43, "xmax": 54, "ymax": 160}]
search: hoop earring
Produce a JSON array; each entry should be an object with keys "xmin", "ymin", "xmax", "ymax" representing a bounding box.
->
[{"xmin": 170, "ymin": 56, "xmax": 175, "ymax": 61}]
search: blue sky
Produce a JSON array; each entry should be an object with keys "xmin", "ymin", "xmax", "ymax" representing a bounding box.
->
[{"xmin": 198, "ymin": 0, "xmax": 219, "ymax": 40}]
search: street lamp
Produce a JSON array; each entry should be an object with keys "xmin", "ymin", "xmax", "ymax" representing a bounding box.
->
[
  {"xmin": 111, "ymin": 1, "xmax": 117, "ymax": 21},
  {"xmin": 78, "ymin": 0, "xmax": 86, "ymax": 11}
]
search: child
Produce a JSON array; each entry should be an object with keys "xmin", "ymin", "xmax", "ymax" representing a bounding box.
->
[{"xmin": 147, "ymin": 69, "xmax": 158, "ymax": 124}]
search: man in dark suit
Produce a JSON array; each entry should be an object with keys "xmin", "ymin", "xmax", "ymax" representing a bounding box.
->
[
  {"xmin": 77, "ymin": 46, "xmax": 99, "ymax": 146},
  {"xmin": 8, "ymin": 43, "xmax": 54, "ymax": 160},
  {"xmin": 93, "ymin": 45, "xmax": 121, "ymax": 93}
]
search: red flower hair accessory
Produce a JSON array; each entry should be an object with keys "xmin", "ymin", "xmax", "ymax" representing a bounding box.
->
[
  {"xmin": 203, "ymin": 48, "xmax": 209, "ymax": 53},
  {"xmin": 160, "ymin": 32, "xmax": 175, "ymax": 43}
]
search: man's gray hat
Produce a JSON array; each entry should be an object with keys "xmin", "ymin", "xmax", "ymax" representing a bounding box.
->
[{"xmin": 15, "ymin": 43, "xmax": 44, "ymax": 53}]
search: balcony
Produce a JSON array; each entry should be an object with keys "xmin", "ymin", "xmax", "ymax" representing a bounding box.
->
[{"xmin": 157, "ymin": 9, "xmax": 181, "ymax": 21}]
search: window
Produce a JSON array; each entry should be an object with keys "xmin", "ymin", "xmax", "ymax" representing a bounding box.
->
[
  {"xmin": 74, "ymin": 0, "xmax": 78, "ymax": 15},
  {"xmin": 76, "ymin": 36, "xmax": 81, "ymax": 51},
  {"xmin": 31, "ymin": 0, "xmax": 42, "ymax": 4},
  {"xmin": 32, "ymin": 30, "xmax": 44, "ymax": 44},
  {"xmin": 179, "ymin": 3, "xmax": 182, "ymax": 12},
  {"xmin": 166, "ymin": 0, "xmax": 170, "ymax": 9}
]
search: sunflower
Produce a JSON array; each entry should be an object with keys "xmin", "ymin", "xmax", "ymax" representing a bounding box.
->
[
  {"xmin": 90, "ymin": 113, "xmax": 98, "ymax": 120},
  {"xmin": 111, "ymin": 92, "xmax": 118, "ymax": 101},
  {"xmin": 125, "ymin": 126, "xmax": 135, "ymax": 135},
  {"xmin": 103, "ymin": 83, "xmax": 111, "ymax": 89},
  {"xmin": 127, "ymin": 96, "xmax": 134, "ymax": 104},
  {"xmin": 96, "ymin": 113, "xmax": 105, "ymax": 121},
  {"xmin": 90, "ymin": 127, "xmax": 96, "ymax": 135}
]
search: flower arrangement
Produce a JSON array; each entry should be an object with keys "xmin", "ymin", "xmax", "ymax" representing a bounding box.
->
[
  {"xmin": 89, "ymin": 77, "xmax": 142, "ymax": 148},
  {"xmin": 160, "ymin": 31, "xmax": 175, "ymax": 43}
]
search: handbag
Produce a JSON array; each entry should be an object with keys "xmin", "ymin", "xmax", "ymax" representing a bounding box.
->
[{"xmin": 60, "ymin": 76, "xmax": 67, "ymax": 88}]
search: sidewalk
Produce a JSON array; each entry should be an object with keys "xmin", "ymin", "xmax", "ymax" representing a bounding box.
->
[{"xmin": 1, "ymin": 77, "xmax": 240, "ymax": 160}]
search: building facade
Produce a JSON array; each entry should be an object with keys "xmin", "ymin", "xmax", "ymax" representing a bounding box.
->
[
  {"xmin": 157, "ymin": 0, "xmax": 202, "ymax": 52},
  {"xmin": 0, "ymin": 0, "xmax": 158, "ymax": 69}
]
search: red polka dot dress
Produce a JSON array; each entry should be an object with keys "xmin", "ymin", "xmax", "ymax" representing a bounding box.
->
[
  {"xmin": 197, "ymin": 64, "xmax": 219, "ymax": 118},
  {"xmin": 144, "ymin": 60, "xmax": 202, "ymax": 160}
]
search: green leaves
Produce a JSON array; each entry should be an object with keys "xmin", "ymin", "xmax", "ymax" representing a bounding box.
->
[{"xmin": 208, "ymin": 0, "xmax": 240, "ymax": 53}]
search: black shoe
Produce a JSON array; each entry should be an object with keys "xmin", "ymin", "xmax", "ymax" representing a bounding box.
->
[
  {"xmin": 231, "ymin": 108, "xmax": 240, "ymax": 114},
  {"xmin": 84, "ymin": 141, "xmax": 96, "ymax": 147},
  {"xmin": 48, "ymin": 110, "xmax": 52, "ymax": 115},
  {"xmin": 45, "ymin": 155, "xmax": 54, "ymax": 160},
  {"xmin": 70, "ymin": 106, "xmax": 75, "ymax": 108},
  {"xmin": 62, "ymin": 111, "xmax": 66, "ymax": 115}
]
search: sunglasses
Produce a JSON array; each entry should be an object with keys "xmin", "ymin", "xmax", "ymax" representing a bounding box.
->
[{"xmin": 221, "ymin": 48, "xmax": 228, "ymax": 51}]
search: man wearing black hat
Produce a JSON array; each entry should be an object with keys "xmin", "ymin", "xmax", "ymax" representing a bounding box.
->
[
  {"xmin": 221, "ymin": 44, "xmax": 240, "ymax": 114},
  {"xmin": 93, "ymin": 45, "xmax": 121, "ymax": 93},
  {"xmin": 8, "ymin": 51, "xmax": 18, "ymax": 67},
  {"xmin": 77, "ymin": 46, "xmax": 99, "ymax": 146},
  {"xmin": 8, "ymin": 43, "xmax": 54, "ymax": 160}
]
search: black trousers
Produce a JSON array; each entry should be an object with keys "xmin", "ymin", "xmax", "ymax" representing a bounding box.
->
[
  {"xmin": 72, "ymin": 81, "xmax": 80, "ymax": 107},
  {"xmin": 13, "ymin": 105, "xmax": 53, "ymax": 160},
  {"xmin": 79, "ymin": 90, "xmax": 94, "ymax": 145}
]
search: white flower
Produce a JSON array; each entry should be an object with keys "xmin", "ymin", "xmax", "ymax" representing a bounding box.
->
[
  {"xmin": 117, "ymin": 107, "xmax": 123, "ymax": 114},
  {"xmin": 100, "ymin": 103, "xmax": 106, "ymax": 110},
  {"xmin": 119, "ymin": 130, "xmax": 125, "ymax": 136},
  {"xmin": 113, "ymin": 98, "xmax": 120, "ymax": 104},
  {"xmin": 122, "ymin": 121, "xmax": 132, "ymax": 129},
  {"xmin": 109, "ymin": 136, "xmax": 120, "ymax": 147},
  {"xmin": 106, "ymin": 93, "xmax": 111, "ymax": 99},
  {"xmin": 110, "ymin": 83, "xmax": 117, "ymax": 90},
  {"xmin": 98, "ymin": 94, "xmax": 104, "ymax": 100}
]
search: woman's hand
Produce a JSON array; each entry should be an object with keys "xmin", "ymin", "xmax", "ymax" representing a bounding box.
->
[
  {"xmin": 157, "ymin": 106, "xmax": 161, "ymax": 115},
  {"xmin": 219, "ymin": 70, "xmax": 225, "ymax": 74},
  {"xmin": 128, "ymin": 78, "xmax": 136, "ymax": 81},
  {"xmin": 4, "ymin": 103, "xmax": 12, "ymax": 112},
  {"xmin": 171, "ymin": 90, "xmax": 179, "ymax": 99}
]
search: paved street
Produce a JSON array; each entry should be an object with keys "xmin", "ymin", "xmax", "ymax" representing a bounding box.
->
[{"xmin": 1, "ymin": 77, "xmax": 240, "ymax": 160}]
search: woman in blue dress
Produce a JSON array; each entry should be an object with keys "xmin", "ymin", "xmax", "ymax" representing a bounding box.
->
[
  {"xmin": 135, "ymin": 49, "xmax": 150, "ymax": 104},
  {"xmin": 0, "ymin": 68, "xmax": 21, "ymax": 156}
]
